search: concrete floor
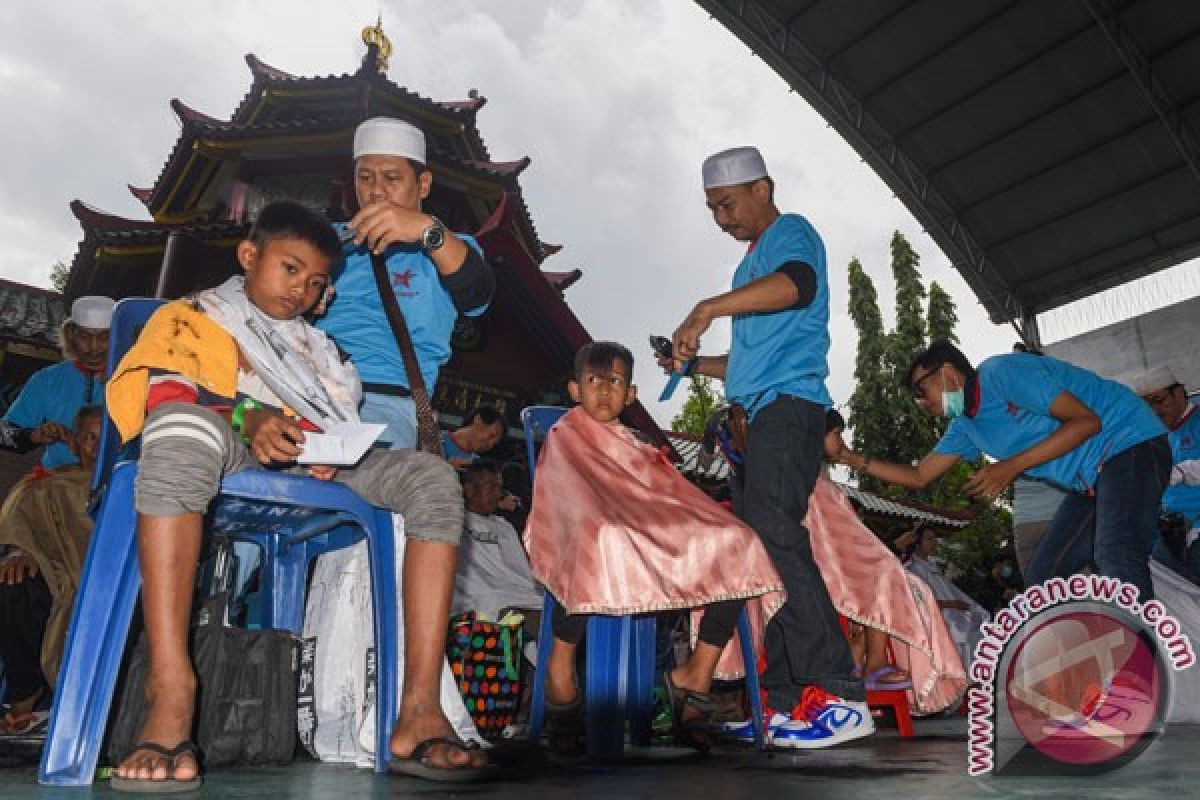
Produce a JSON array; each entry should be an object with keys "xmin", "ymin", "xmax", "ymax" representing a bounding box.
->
[{"xmin": 1, "ymin": 720, "xmax": 1196, "ymax": 800}]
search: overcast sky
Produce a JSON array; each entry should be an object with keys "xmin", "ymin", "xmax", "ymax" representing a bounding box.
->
[{"xmin": 6, "ymin": 0, "xmax": 1180, "ymax": 427}]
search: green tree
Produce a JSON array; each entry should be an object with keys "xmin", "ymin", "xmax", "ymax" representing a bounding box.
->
[
  {"xmin": 882, "ymin": 232, "xmax": 937, "ymax": 479},
  {"xmin": 845, "ymin": 258, "xmax": 890, "ymax": 493},
  {"xmin": 49, "ymin": 260, "xmax": 71, "ymax": 293},
  {"xmin": 927, "ymin": 281, "xmax": 959, "ymax": 344},
  {"xmin": 671, "ymin": 375, "xmax": 722, "ymax": 436}
]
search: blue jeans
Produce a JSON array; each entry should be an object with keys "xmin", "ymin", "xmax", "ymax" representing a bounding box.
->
[
  {"xmin": 1027, "ymin": 436, "xmax": 1171, "ymax": 602},
  {"xmin": 359, "ymin": 392, "xmax": 418, "ymax": 451}
]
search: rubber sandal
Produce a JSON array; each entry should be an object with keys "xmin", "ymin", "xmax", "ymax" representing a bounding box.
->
[
  {"xmin": 388, "ymin": 736, "xmax": 498, "ymax": 783},
  {"xmin": 543, "ymin": 695, "xmax": 586, "ymax": 759},
  {"xmin": 0, "ymin": 709, "xmax": 49, "ymax": 737},
  {"xmin": 110, "ymin": 741, "xmax": 203, "ymax": 793},
  {"xmin": 662, "ymin": 670, "xmax": 715, "ymax": 753},
  {"xmin": 865, "ymin": 666, "xmax": 912, "ymax": 691}
]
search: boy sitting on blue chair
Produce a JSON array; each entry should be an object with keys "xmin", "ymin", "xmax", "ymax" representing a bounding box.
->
[
  {"xmin": 104, "ymin": 201, "xmax": 490, "ymax": 790},
  {"xmin": 523, "ymin": 341, "xmax": 784, "ymax": 756}
]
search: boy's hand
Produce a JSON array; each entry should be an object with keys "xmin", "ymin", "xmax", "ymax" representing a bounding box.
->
[
  {"xmin": 31, "ymin": 421, "xmax": 71, "ymax": 446},
  {"xmin": 308, "ymin": 465, "xmax": 337, "ymax": 481},
  {"xmin": 244, "ymin": 409, "xmax": 304, "ymax": 465},
  {"xmin": 349, "ymin": 201, "xmax": 431, "ymax": 255}
]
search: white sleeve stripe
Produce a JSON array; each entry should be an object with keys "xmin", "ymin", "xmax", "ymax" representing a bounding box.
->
[{"xmin": 142, "ymin": 425, "xmax": 225, "ymax": 455}]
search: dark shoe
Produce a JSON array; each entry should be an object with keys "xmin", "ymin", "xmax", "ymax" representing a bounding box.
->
[
  {"xmin": 663, "ymin": 671, "xmax": 715, "ymax": 753},
  {"xmin": 543, "ymin": 695, "xmax": 586, "ymax": 759}
]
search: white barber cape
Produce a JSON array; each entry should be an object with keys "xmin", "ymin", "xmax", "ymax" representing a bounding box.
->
[{"xmin": 453, "ymin": 511, "xmax": 543, "ymax": 621}]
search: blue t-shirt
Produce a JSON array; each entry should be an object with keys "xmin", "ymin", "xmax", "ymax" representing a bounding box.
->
[
  {"xmin": 317, "ymin": 230, "xmax": 487, "ymax": 391},
  {"xmin": 933, "ymin": 353, "xmax": 1166, "ymax": 493},
  {"xmin": 3, "ymin": 360, "xmax": 105, "ymax": 468},
  {"xmin": 725, "ymin": 213, "xmax": 831, "ymax": 417},
  {"xmin": 441, "ymin": 430, "xmax": 477, "ymax": 463},
  {"xmin": 1164, "ymin": 406, "xmax": 1200, "ymax": 527}
]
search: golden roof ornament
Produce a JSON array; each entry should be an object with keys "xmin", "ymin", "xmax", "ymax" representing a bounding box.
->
[{"xmin": 362, "ymin": 16, "xmax": 393, "ymax": 74}]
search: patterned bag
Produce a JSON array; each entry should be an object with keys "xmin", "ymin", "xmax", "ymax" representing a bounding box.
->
[{"xmin": 446, "ymin": 612, "xmax": 524, "ymax": 738}]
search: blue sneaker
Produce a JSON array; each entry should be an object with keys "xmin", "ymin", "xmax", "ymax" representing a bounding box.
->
[
  {"xmin": 769, "ymin": 687, "xmax": 875, "ymax": 750},
  {"xmin": 716, "ymin": 708, "xmax": 789, "ymax": 744}
]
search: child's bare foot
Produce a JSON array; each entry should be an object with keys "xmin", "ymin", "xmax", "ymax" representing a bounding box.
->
[
  {"xmin": 113, "ymin": 672, "xmax": 199, "ymax": 783},
  {"xmin": 389, "ymin": 703, "xmax": 489, "ymax": 771}
]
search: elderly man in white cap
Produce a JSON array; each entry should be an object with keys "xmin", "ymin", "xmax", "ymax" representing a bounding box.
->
[
  {"xmin": 1132, "ymin": 366, "xmax": 1200, "ymax": 580},
  {"xmin": 659, "ymin": 147, "xmax": 871, "ymax": 749},
  {"xmin": 314, "ymin": 118, "xmax": 495, "ymax": 778},
  {"xmin": 317, "ymin": 116, "xmax": 495, "ymax": 451},
  {"xmin": 2, "ymin": 295, "xmax": 113, "ymax": 468}
]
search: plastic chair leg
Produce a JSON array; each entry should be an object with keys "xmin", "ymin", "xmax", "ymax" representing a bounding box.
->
[
  {"xmin": 585, "ymin": 615, "xmax": 631, "ymax": 758},
  {"xmin": 628, "ymin": 616, "xmax": 657, "ymax": 746},
  {"xmin": 528, "ymin": 591, "xmax": 557, "ymax": 741},
  {"xmin": 366, "ymin": 509, "xmax": 398, "ymax": 773},
  {"xmin": 737, "ymin": 609, "xmax": 767, "ymax": 751},
  {"xmin": 39, "ymin": 464, "xmax": 143, "ymax": 786},
  {"xmin": 259, "ymin": 537, "xmax": 310, "ymax": 634}
]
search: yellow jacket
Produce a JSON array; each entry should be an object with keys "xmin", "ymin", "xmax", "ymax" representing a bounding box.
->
[{"xmin": 106, "ymin": 300, "xmax": 240, "ymax": 443}]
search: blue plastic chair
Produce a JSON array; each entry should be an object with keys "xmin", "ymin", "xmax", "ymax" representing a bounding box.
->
[
  {"xmin": 39, "ymin": 298, "xmax": 399, "ymax": 785},
  {"xmin": 521, "ymin": 406, "xmax": 765, "ymax": 755}
]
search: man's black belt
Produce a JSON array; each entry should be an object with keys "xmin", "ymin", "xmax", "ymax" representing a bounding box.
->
[{"xmin": 362, "ymin": 382, "xmax": 412, "ymax": 398}]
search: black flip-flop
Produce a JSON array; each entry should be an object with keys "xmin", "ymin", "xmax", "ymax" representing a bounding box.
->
[
  {"xmin": 110, "ymin": 741, "xmax": 203, "ymax": 793},
  {"xmin": 388, "ymin": 736, "xmax": 498, "ymax": 783}
]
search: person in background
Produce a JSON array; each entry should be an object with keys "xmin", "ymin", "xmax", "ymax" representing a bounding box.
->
[
  {"xmin": 442, "ymin": 406, "xmax": 507, "ymax": 468},
  {"xmin": 898, "ymin": 525, "xmax": 990, "ymax": 672},
  {"xmin": 0, "ymin": 405, "xmax": 103, "ymax": 736},
  {"xmin": 1129, "ymin": 366, "xmax": 1200, "ymax": 582},
  {"xmin": 453, "ymin": 460, "xmax": 542, "ymax": 623},
  {"xmin": 3, "ymin": 296, "xmax": 113, "ymax": 468}
]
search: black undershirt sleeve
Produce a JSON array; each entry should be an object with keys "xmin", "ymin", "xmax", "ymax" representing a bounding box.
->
[
  {"xmin": 776, "ymin": 260, "xmax": 817, "ymax": 310},
  {"xmin": 438, "ymin": 245, "xmax": 496, "ymax": 313}
]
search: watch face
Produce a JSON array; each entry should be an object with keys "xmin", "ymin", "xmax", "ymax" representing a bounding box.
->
[{"xmin": 423, "ymin": 219, "xmax": 446, "ymax": 251}]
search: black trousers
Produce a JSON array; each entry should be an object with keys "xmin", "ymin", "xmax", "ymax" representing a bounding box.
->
[
  {"xmin": 738, "ymin": 394, "xmax": 863, "ymax": 707},
  {"xmin": 551, "ymin": 598, "xmax": 743, "ymax": 649},
  {"xmin": 0, "ymin": 574, "xmax": 52, "ymax": 704}
]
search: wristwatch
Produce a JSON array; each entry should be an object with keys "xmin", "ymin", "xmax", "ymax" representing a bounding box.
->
[{"xmin": 419, "ymin": 216, "xmax": 446, "ymax": 253}]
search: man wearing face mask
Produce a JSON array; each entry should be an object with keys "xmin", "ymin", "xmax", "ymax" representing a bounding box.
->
[{"xmin": 825, "ymin": 339, "xmax": 1170, "ymax": 602}]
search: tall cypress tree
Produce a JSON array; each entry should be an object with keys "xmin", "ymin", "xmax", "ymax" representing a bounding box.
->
[
  {"xmin": 927, "ymin": 281, "xmax": 959, "ymax": 344},
  {"xmin": 883, "ymin": 232, "xmax": 937, "ymax": 479},
  {"xmin": 845, "ymin": 258, "xmax": 890, "ymax": 493}
]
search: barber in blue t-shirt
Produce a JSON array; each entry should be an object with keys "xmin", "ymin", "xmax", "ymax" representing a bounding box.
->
[
  {"xmin": 318, "ymin": 117, "xmax": 495, "ymax": 451},
  {"xmin": 827, "ymin": 340, "xmax": 1170, "ymax": 601},
  {"xmin": 663, "ymin": 146, "xmax": 870, "ymax": 750}
]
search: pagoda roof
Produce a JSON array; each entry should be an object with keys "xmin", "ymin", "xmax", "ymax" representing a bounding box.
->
[
  {"xmin": 234, "ymin": 52, "xmax": 491, "ymax": 159},
  {"xmin": 543, "ymin": 269, "xmax": 583, "ymax": 292}
]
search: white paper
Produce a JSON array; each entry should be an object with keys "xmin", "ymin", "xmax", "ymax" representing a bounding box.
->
[{"xmin": 296, "ymin": 422, "xmax": 387, "ymax": 466}]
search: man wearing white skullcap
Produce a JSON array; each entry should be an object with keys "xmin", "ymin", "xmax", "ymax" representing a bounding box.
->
[
  {"xmin": 659, "ymin": 147, "xmax": 872, "ymax": 748},
  {"xmin": 1130, "ymin": 366, "xmax": 1200, "ymax": 581},
  {"xmin": 3, "ymin": 295, "xmax": 113, "ymax": 467},
  {"xmin": 318, "ymin": 117, "xmax": 495, "ymax": 453},
  {"xmin": 314, "ymin": 118, "xmax": 495, "ymax": 778}
]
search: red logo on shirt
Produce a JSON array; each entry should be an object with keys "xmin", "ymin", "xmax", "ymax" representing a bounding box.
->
[
  {"xmin": 392, "ymin": 269, "xmax": 415, "ymax": 289},
  {"xmin": 1007, "ymin": 401, "xmax": 1020, "ymax": 417}
]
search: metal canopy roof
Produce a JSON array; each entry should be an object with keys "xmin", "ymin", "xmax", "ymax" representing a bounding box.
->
[{"xmin": 697, "ymin": 0, "xmax": 1200, "ymax": 330}]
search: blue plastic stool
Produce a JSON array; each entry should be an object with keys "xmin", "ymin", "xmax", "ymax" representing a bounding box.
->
[
  {"xmin": 38, "ymin": 298, "xmax": 400, "ymax": 785},
  {"xmin": 521, "ymin": 406, "xmax": 766, "ymax": 755}
]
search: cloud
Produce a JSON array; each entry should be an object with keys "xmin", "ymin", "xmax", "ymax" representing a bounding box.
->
[{"xmin": 0, "ymin": 0, "xmax": 1009, "ymax": 426}]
